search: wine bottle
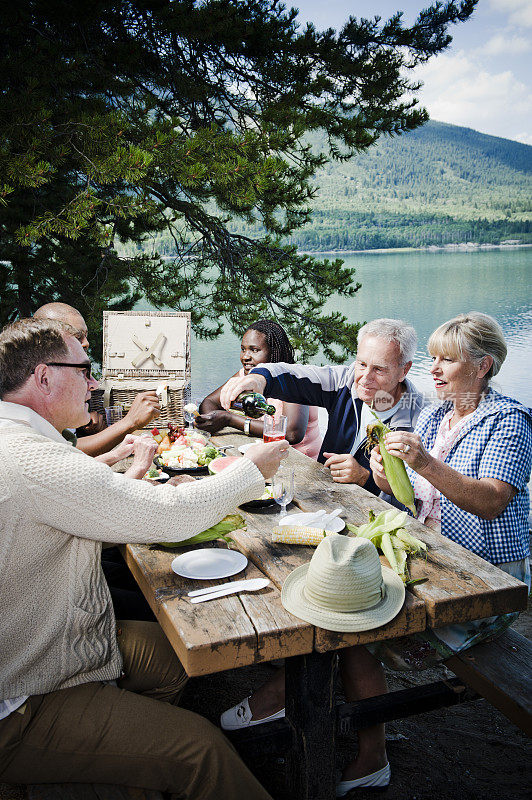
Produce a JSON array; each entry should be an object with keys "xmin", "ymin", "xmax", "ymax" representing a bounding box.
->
[{"xmin": 230, "ymin": 392, "xmax": 276, "ymax": 419}]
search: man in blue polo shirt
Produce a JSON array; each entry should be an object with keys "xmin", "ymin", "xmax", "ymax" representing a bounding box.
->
[{"xmin": 220, "ymin": 318, "xmax": 425, "ymax": 494}]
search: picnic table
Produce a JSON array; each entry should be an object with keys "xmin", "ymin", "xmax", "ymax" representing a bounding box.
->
[{"xmin": 120, "ymin": 431, "xmax": 528, "ymax": 800}]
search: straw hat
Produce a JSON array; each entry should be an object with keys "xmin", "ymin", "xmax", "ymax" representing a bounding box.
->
[{"xmin": 281, "ymin": 535, "xmax": 405, "ymax": 632}]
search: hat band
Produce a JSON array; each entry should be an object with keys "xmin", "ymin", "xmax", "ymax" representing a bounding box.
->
[{"xmin": 303, "ymin": 581, "xmax": 385, "ymax": 614}]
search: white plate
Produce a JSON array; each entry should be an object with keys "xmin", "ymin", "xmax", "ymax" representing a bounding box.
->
[
  {"xmin": 278, "ymin": 512, "xmax": 345, "ymax": 533},
  {"xmin": 238, "ymin": 440, "xmax": 261, "ymax": 454},
  {"xmin": 171, "ymin": 549, "xmax": 248, "ymax": 580}
]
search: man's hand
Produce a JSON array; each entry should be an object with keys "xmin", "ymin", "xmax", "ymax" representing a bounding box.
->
[
  {"xmin": 109, "ymin": 433, "xmax": 137, "ymax": 461},
  {"xmin": 123, "ymin": 391, "xmax": 160, "ymax": 431},
  {"xmin": 95, "ymin": 434, "xmax": 137, "ymax": 466},
  {"xmin": 195, "ymin": 409, "xmax": 229, "ymax": 433},
  {"xmin": 244, "ymin": 440, "xmax": 289, "ymax": 481},
  {"xmin": 124, "ymin": 435, "xmax": 158, "ymax": 480},
  {"xmin": 220, "ymin": 373, "xmax": 267, "ymax": 410},
  {"xmin": 323, "ymin": 452, "xmax": 370, "ymax": 486}
]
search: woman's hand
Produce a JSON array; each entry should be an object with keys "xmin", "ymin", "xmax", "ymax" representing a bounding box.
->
[
  {"xmin": 383, "ymin": 432, "xmax": 431, "ymax": 474},
  {"xmin": 194, "ymin": 409, "xmax": 229, "ymax": 433},
  {"xmin": 369, "ymin": 444, "xmax": 393, "ymax": 494}
]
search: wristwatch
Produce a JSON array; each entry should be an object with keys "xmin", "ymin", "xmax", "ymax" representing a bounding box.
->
[{"xmin": 243, "ymin": 417, "xmax": 251, "ymax": 436}]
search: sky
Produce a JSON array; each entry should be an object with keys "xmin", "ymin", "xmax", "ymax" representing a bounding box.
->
[{"xmin": 292, "ymin": 1, "xmax": 532, "ymax": 145}]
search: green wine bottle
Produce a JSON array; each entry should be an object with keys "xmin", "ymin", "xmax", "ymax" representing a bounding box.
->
[{"xmin": 230, "ymin": 392, "xmax": 276, "ymax": 419}]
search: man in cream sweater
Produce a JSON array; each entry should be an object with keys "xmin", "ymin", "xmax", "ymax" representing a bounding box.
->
[{"xmin": 0, "ymin": 318, "xmax": 284, "ymax": 800}]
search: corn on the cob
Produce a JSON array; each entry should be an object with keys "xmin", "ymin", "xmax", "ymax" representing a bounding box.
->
[
  {"xmin": 272, "ymin": 526, "xmax": 332, "ymax": 546},
  {"xmin": 366, "ymin": 417, "xmax": 417, "ymax": 516}
]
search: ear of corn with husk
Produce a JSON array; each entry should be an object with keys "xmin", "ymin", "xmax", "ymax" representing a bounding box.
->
[
  {"xmin": 158, "ymin": 514, "xmax": 245, "ymax": 548},
  {"xmin": 347, "ymin": 509, "xmax": 427, "ymax": 584},
  {"xmin": 366, "ymin": 413, "xmax": 417, "ymax": 516}
]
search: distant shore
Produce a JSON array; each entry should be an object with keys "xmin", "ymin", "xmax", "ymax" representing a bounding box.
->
[
  {"xmin": 297, "ymin": 242, "xmax": 532, "ymax": 256},
  {"xmin": 148, "ymin": 242, "xmax": 532, "ymax": 262}
]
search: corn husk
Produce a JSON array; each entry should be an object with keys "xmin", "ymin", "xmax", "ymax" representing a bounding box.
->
[
  {"xmin": 347, "ymin": 509, "xmax": 427, "ymax": 584},
  {"xmin": 159, "ymin": 514, "xmax": 245, "ymax": 548}
]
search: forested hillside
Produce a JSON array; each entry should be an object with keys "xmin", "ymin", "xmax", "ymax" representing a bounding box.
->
[
  {"xmin": 292, "ymin": 121, "xmax": 532, "ymax": 250},
  {"xmin": 136, "ymin": 121, "xmax": 532, "ymax": 253}
]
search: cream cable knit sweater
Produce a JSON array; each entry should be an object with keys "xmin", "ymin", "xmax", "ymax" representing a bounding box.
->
[{"xmin": 0, "ymin": 420, "xmax": 264, "ymax": 701}]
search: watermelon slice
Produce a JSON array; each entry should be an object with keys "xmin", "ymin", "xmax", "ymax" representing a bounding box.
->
[{"xmin": 208, "ymin": 456, "xmax": 240, "ymax": 474}]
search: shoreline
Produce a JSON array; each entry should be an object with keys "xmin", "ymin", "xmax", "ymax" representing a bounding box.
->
[
  {"xmin": 151, "ymin": 243, "xmax": 532, "ymax": 263},
  {"xmin": 297, "ymin": 242, "xmax": 532, "ymax": 256}
]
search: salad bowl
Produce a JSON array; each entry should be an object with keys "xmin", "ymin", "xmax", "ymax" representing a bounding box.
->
[{"xmin": 151, "ymin": 424, "xmax": 221, "ymax": 475}]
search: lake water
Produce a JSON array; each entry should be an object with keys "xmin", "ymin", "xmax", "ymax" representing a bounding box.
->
[{"xmin": 136, "ymin": 247, "xmax": 532, "ymax": 407}]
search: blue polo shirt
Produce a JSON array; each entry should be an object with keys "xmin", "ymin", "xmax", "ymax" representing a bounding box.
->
[{"xmin": 251, "ymin": 362, "xmax": 425, "ymax": 496}]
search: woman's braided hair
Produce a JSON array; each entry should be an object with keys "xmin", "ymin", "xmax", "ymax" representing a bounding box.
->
[{"xmin": 245, "ymin": 319, "xmax": 295, "ymax": 364}]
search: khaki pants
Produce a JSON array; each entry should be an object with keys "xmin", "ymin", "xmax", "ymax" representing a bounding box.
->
[{"xmin": 0, "ymin": 620, "xmax": 272, "ymax": 800}]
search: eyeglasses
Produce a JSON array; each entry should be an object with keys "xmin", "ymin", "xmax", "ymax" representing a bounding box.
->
[{"xmin": 34, "ymin": 362, "xmax": 93, "ymax": 380}]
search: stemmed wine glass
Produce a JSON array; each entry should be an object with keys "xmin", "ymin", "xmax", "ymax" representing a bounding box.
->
[
  {"xmin": 184, "ymin": 398, "xmax": 201, "ymax": 431},
  {"xmin": 272, "ymin": 467, "xmax": 295, "ymax": 521}
]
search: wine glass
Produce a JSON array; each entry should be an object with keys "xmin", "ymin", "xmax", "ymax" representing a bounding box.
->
[
  {"xmin": 263, "ymin": 414, "xmax": 287, "ymax": 443},
  {"xmin": 272, "ymin": 467, "xmax": 295, "ymax": 521},
  {"xmin": 184, "ymin": 398, "xmax": 201, "ymax": 431}
]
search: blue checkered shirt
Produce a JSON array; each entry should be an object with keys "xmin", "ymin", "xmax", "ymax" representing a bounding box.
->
[{"xmin": 408, "ymin": 390, "xmax": 532, "ymax": 564}]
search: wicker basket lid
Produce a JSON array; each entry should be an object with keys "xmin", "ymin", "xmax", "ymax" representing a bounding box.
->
[{"xmin": 102, "ymin": 311, "xmax": 190, "ymax": 378}]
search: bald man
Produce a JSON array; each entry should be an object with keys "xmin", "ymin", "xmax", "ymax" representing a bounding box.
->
[{"xmin": 34, "ymin": 303, "xmax": 160, "ymax": 457}]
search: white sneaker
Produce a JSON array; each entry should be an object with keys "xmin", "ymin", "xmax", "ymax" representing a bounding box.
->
[
  {"xmin": 220, "ymin": 697, "xmax": 286, "ymax": 731},
  {"xmin": 336, "ymin": 763, "xmax": 391, "ymax": 796}
]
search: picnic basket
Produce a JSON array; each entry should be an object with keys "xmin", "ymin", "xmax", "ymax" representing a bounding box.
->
[{"xmin": 100, "ymin": 310, "xmax": 191, "ymax": 428}]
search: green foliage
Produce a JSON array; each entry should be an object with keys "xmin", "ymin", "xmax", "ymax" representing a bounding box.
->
[{"xmin": 0, "ymin": 0, "xmax": 476, "ymax": 359}]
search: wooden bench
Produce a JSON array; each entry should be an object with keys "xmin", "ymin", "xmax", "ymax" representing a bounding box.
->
[
  {"xmin": 444, "ymin": 627, "xmax": 532, "ymax": 737},
  {"xmin": 336, "ymin": 626, "xmax": 532, "ymax": 737},
  {"xmin": 229, "ymin": 627, "xmax": 531, "ymax": 762}
]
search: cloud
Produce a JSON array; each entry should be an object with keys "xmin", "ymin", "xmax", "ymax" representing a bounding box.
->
[
  {"xmin": 488, "ymin": 0, "xmax": 532, "ymax": 28},
  {"xmin": 412, "ymin": 51, "xmax": 532, "ymax": 142},
  {"xmin": 481, "ymin": 32, "xmax": 531, "ymax": 55},
  {"xmin": 513, "ymin": 132, "xmax": 532, "ymax": 145}
]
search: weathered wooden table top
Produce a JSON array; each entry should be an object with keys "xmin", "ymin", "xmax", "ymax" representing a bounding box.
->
[{"xmin": 121, "ymin": 430, "xmax": 528, "ymax": 677}]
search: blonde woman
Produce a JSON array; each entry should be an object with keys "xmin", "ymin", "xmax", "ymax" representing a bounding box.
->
[{"xmin": 372, "ymin": 312, "xmax": 530, "ymax": 593}]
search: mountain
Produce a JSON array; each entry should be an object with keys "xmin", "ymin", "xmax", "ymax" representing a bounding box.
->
[
  {"xmin": 145, "ymin": 121, "xmax": 532, "ymax": 253},
  {"xmin": 285, "ymin": 121, "xmax": 532, "ymax": 251}
]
